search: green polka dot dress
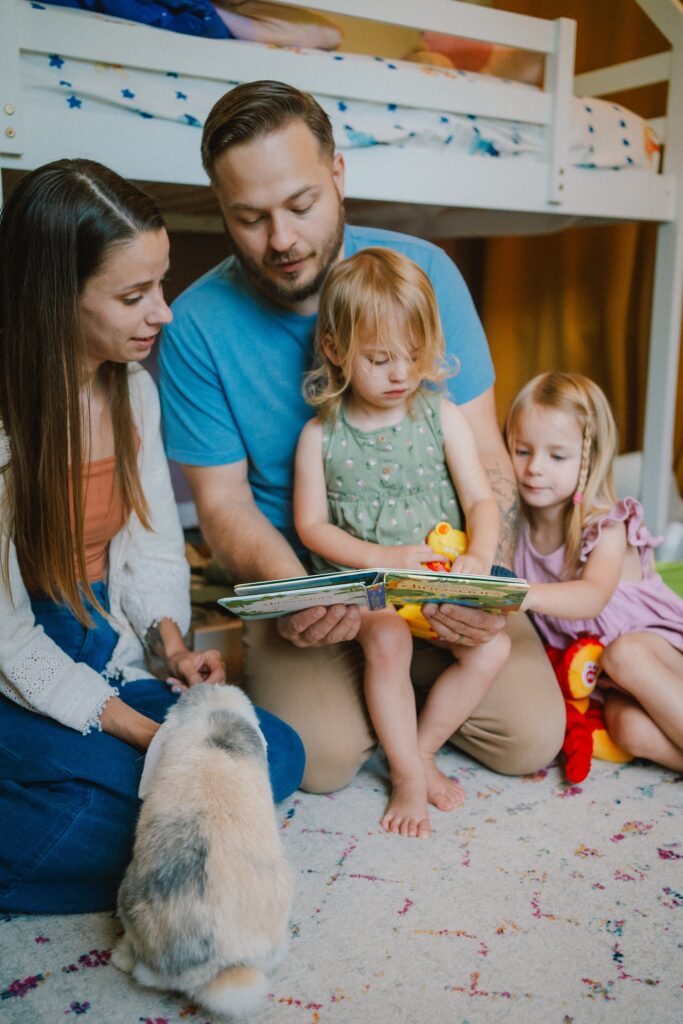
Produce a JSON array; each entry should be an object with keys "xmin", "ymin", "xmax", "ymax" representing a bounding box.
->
[{"xmin": 311, "ymin": 391, "xmax": 463, "ymax": 573}]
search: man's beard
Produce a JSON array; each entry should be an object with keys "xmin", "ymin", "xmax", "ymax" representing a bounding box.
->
[{"xmin": 231, "ymin": 196, "xmax": 345, "ymax": 308}]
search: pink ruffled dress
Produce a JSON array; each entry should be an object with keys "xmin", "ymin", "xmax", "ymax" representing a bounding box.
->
[{"xmin": 515, "ymin": 497, "xmax": 683, "ymax": 652}]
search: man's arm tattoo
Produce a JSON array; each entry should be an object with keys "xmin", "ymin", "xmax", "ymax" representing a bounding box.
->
[{"xmin": 486, "ymin": 465, "xmax": 520, "ymax": 569}]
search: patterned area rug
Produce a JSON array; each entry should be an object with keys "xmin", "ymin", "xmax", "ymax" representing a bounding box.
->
[{"xmin": 2, "ymin": 749, "xmax": 682, "ymax": 1024}]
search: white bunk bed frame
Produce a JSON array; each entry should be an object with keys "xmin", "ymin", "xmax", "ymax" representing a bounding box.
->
[{"xmin": 1, "ymin": 0, "xmax": 681, "ymax": 536}]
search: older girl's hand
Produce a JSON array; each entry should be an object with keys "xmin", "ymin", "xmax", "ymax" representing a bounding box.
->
[
  {"xmin": 449, "ymin": 553, "xmax": 488, "ymax": 576},
  {"xmin": 166, "ymin": 648, "xmax": 227, "ymax": 693}
]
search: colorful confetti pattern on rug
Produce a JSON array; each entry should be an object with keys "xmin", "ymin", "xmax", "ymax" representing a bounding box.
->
[{"xmin": 1, "ymin": 750, "xmax": 681, "ymax": 1023}]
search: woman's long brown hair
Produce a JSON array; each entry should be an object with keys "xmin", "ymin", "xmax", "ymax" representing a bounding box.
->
[{"xmin": 0, "ymin": 159, "xmax": 164, "ymax": 624}]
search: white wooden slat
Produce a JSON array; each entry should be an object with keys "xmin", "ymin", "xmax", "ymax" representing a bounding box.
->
[
  {"xmin": 634, "ymin": 0, "xmax": 683, "ymax": 46},
  {"xmin": 0, "ymin": 0, "xmax": 23, "ymax": 165},
  {"xmin": 574, "ymin": 53, "xmax": 671, "ymax": 98},
  {"xmin": 544, "ymin": 17, "xmax": 575, "ymax": 205},
  {"xmin": 640, "ymin": 3, "xmax": 683, "ymax": 535},
  {"xmin": 258, "ymin": 0, "xmax": 556, "ymax": 52}
]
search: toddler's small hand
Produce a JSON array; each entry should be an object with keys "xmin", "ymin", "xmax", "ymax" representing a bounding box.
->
[{"xmin": 382, "ymin": 544, "xmax": 448, "ymax": 571}]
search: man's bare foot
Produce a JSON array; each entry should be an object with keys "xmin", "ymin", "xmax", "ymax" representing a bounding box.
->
[
  {"xmin": 381, "ymin": 776, "xmax": 431, "ymax": 838},
  {"xmin": 422, "ymin": 755, "xmax": 465, "ymax": 811}
]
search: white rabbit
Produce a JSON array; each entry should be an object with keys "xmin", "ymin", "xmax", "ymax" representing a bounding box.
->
[{"xmin": 112, "ymin": 684, "xmax": 292, "ymax": 1018}]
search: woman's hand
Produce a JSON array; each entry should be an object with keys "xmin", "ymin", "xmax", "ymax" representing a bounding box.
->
[
  {"xmin": 147, "ymin": 617, "xmax": 226, "ymax": 693},
  {"xmin": 166, "ymin": 647, "xmax": 227, "ymax": 693}
]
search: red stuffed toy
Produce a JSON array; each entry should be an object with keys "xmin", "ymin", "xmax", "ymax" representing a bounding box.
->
[{"xmin": 545, "ymin": 637, "xmax": 632, "ymax": 784}]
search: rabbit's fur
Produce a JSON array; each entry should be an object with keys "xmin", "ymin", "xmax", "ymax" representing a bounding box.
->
[{"xmin": 112, "ymin": 684, "xmax": 292, "ymax": 1018}]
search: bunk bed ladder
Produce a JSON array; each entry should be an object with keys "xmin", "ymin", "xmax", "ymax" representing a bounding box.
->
[
  {"xmin": 638, "ymin": 0, "xmax": 683, "ymax": 535},
  {"xmin": 544, "ymin": 17, "xmax": 576, "ymax": 206}
]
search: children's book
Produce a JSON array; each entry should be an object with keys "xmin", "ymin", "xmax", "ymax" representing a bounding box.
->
[{"xmin": 218, "ymin": 568, "xmax": 529, "ymax": 620}]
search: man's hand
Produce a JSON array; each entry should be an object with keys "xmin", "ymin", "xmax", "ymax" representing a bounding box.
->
[
  {"xmin": 422, "ymin": 602, "xmax": 509, "ymax": 647},
  {"xmin": 277, "ymin": 603, "xmax": 362, "ymax": 648}
]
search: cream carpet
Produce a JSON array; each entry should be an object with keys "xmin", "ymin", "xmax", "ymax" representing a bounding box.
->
[{"xmin": 2, "ymin": 748, "xmax": 682, "ymax": 1024}]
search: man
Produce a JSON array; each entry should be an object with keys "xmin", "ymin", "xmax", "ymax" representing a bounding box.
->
[{"xmin": 160, "ymin": 80, "xmax": 564, "ymax": 796}]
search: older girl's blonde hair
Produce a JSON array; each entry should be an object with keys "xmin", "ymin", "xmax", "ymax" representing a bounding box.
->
[
  {"xmin": 304, "ymin": 247, "xmax": 454, "ymax": 419},
  {"xmin": 504, "ymin": 371, "xmax": 618, "ymax": 575}
]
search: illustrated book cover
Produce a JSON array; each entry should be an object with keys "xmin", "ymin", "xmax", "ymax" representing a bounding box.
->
[{"xmin": 219, "ymin": 568, "xmax": 529, "ymax": 620}]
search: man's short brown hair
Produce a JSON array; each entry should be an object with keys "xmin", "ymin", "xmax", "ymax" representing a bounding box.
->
[{"xmin": 201, "ymin": 80, "xmax": 335, "ymax": 179}]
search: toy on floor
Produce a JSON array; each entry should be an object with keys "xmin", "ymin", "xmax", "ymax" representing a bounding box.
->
[
  {"xmin": 545, "ymin": 637, "xmax": 633, "ymax": 784},
  {"xmin": 397, "ymin": 522, "xmax": 468, "ymax": 639}
]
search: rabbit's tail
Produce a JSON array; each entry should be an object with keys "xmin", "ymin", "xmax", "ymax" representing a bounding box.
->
[{"xmin": 195, "ymin": 964, "xmax": 268, "ymax": 1017}]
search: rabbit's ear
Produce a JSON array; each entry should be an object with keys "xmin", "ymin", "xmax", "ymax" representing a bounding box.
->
[{"xmin": 138, "ymin": 724, "xmax": 169, "ymax": 800}]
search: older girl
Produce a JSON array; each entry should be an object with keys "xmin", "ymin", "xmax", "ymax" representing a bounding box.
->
[{"xmin": 506, "ymin": 371, "xmax": 683, "ymax": 772}]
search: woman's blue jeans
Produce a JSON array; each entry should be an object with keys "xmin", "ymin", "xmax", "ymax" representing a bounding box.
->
[{"xmin": 0, "ymin": 582, "xmax": 305, "ymax": 914}]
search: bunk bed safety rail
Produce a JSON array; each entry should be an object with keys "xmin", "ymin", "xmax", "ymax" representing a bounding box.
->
[
  {"xmin": 11, "ymin": 2, "xmax": 553, "ymax": 126},
  {"xmin": 3, "ymin": 0, "xmax": 580, "ymax": 211}
]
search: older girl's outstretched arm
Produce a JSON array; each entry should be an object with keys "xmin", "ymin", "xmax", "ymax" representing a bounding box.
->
[
  {"xmin": 294, "ymin": 419, "xmax": 439, "ymax": 571},
  {"xmin": 522, "ymin": 521, "xmax": 627, "ymax": 618}
]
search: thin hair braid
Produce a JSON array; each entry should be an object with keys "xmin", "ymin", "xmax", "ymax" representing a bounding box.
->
[{"xmin": 573, "ymin": 425, "xmax": 593, "ymax": 505}]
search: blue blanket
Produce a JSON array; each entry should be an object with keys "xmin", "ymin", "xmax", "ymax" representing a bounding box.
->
[{"xmin": 38, "ymin": 0, "xmax": 231, "ymax": 38}]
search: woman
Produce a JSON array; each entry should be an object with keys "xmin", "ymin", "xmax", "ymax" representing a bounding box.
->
[{"xmin": 0, "ymin": 159, "xmax": 304, "ymax": 914}]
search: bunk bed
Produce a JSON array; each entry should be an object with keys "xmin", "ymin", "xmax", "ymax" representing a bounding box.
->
[{"xmin": 1, "ymin": 0, "xmax": 681, "ymax": 537}]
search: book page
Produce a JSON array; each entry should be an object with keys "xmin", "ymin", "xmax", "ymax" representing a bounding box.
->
[
  {"xmin": 219, "ymin": 579, "xmax": 383, "ymax": 619},
  {"xmin": 384, "ymin": 571, "xmax": 528, "ymax": 611}
]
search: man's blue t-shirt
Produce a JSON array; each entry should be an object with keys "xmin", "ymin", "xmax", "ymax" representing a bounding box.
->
[{"xmin": 159, "ymin": 224, "xmax": 494, "ymax": 551}]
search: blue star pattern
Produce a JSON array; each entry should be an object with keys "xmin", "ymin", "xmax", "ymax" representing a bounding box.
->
[
  {"xmin": 343, "ymin": 126, "xmax": 376, "ymax": 147},
  {"xmin": 25, "ymin": 41, "xmax": 658, "ymax": 172}
]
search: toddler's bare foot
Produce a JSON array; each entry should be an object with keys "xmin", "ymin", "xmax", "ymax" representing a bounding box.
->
[
  {"xmin": 381, "ymin": 775, "xmax": 431, "ymax": 838},
  {"xmin": 422, "ymin": 755, "xmax": 465, "ymax": 811}
]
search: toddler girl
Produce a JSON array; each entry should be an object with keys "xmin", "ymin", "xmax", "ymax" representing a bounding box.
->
[
  {"xmin": 294, "ymin": 248, "xmax": 510, "ymax": 838},
  {"xmin": 506, "ymin": 371, "xmax": 683, "ymax": 772}
]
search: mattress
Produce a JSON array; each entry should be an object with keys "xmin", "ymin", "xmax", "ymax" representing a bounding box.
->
[{"xmin": 22, "ymin": 37, "xmax": 661, "ymax": 173}]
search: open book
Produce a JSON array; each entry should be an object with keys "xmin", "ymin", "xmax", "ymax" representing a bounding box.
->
[{"xmin": 218, "ymin": 568, "xmax": 529, "ymax": 620}]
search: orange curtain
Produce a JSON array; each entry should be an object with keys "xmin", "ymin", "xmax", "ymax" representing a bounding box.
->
[{"xmin": 473, "ymin": 0, "xmax": 682, "ymax": 492}]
